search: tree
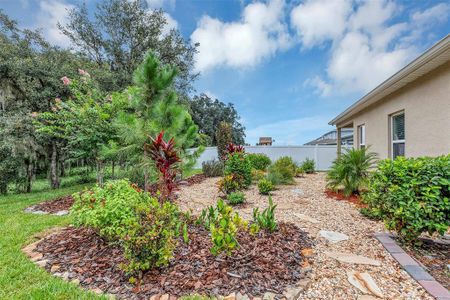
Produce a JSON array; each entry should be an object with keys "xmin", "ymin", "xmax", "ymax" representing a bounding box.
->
[
  {"xmin": 189, "ymin": 93, "xmax": 245, "ymax": 146},
  {"xmin": 0, "ymin": 11, "xmax": 87, "ymax": 191},
  {"xmin": 115, "ymin": 52, "xmax": 201, "ymax": 191},
  {"xmin": 60, "ymin": 0, "xmax": 198, "ymax": 95},
  {"xmin": 216, "ymin": 122, "xmax": 233, "ymax": 161}
]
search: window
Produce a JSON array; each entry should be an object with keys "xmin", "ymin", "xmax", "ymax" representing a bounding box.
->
[
  {"xmin": 358, "ymin": 124, "xmax": 365, "ymax": 149},
  {"xmin": 391, "ymin": 112, "xmax": 405, "ymax": 159}
]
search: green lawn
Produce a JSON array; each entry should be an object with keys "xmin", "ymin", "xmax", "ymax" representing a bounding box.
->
[
  {"xmin": 0, "ymin": 184, "xmax": 108, "ymax": 299},
  {"xmin": 0, "ymin": 170, "xmax": 203, "ymax": 299}
]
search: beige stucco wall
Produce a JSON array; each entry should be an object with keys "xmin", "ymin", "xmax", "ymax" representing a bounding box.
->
[{"xmin": 337, "ymin": 61, "xmax": 450, "ymax": 159}]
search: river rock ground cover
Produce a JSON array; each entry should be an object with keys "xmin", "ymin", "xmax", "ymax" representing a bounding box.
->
[{"xmin": 177, "ymin": 173, "xmax": 435, "ymax": 300}]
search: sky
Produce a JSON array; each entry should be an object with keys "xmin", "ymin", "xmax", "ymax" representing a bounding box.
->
[{"xmin": 1, "ymin": 0, "xmax": 450, "ymax": 145}]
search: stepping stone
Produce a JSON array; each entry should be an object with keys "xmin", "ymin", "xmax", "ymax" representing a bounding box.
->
[
  {"xmin": 291, "ymin": 188, "xmax": 304, "ymax": 196},
  {"xmin": 319, "ymin": 230, "xmax": 349, "ymax": 243},
  {"xmin": 347, "ymin": 271, "xmax": 383, "ymax": 298},
  {"xmin": 325, "ymin": 251, "xmax": 381, "ymax": 266},
  {"xmin": 294, "ymin": 213, "xmax": 319, "ymax": 224}
]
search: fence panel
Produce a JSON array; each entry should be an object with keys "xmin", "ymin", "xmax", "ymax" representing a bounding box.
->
[{"xmin": 190, "ymin": 145, "xmax": 344, "ymax": 170}]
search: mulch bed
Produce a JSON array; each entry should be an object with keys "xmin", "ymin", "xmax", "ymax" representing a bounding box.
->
[
  {"xmin": 399, "ymin": 239, "xmax": 450, "ymax": 290},
  {"xmin": 35, "ymin": 222, "xmax": 312, "ymax": 299},
  {"xmin": 324, "ymin": 190, "xmax": 367, "ymax": 208},
  {"xmin": 31, "ymin": 195, "xmax": 75, "ymax": 214},
  {"xmin": 183, "ymin": 174, "xmax": 207, "ymax": 186}
]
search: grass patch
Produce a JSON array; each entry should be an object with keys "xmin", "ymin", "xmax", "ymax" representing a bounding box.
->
[{"xmin": 0, "ymin": 184, "xmax": 108, "ymax": 299}]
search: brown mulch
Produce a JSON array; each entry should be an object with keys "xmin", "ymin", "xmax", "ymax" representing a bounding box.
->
[
  {"xmin": 324, "ymin": 190, "xmax": 367, "ymax": 208},
  {"xmin": 32, "ymin": 195, "xmax": 75, "ymax": 213},
  {"xmin": 400, "ymin": 239, "xmax": 450, "ymax": 290},
  {"xmin": 183, "ymin": 174, "xmax": 207, "ymax": 186},
  {"xmin": 35, "ymin": 222, "xmax": 312, "ymax": 299}
]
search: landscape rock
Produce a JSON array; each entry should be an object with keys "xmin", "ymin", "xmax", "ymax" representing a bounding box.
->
[
  {"xmin": 325, "ymin": 251, "xmax": 381, "ymax": 266},
  {"xmin": 294, "ymin": 213, "xmax": 319, "ymax": 224},
  {"xmin": 301, "ymin": 248, "xmax": 313, "ymax": 257},
  {"xmin": 284, "ymin": 286, "xmax": 303, "ymax": 300},
  {"xmin": 54, "ymin": 210, "xmax": 69, "ymax": 216},
  {"xmin": 35, "ymin": 259, "xmax": 48, "ymax": 268},
  {"xmin": 236, "ymin": 292, "xmax": 250, "ymax": 300},
  {"xmin": 224, "ymin": 292, "xmax": 236, "ymax": 300},
  {"xmin": 262, "ymin": 292, "xmax": 275, "ymax": 300},
  {"xmin": 291, "ymin": 189, "xmax": 304, "ymax": 196},
  {"xmin": 29, "ymin": 251, "xmax": 43, "ymax": 261},
  {"xmin": 319, "ymin": 230, "xmax": 349, "ymax": 243},
  {"xmin": 347, "ymin": 271, "xmax": 383, "ymax": 298},
  {"xmin": 50, "ymin": 264, "xmax": 61, "ymax": 272}
]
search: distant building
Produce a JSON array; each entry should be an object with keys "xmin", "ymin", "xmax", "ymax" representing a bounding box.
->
[
  {"xmin": 257, "ymin": 137, "xmax": 273, "ymax": 146},
  {"xmin": 305, "ymin": 129, "xmax": 353, "ymax": 146}
]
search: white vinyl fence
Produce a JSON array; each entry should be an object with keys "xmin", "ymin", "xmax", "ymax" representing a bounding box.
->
[{"xmin": 190, "ymin": 145, "xmax": 344, "ymax": 171}]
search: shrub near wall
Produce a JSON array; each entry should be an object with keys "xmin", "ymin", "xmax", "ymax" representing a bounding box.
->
[
  {"xmin": 247, "ymin": 153, "xmax": 271, "ymax": 171},
  {"xmin": 363, "ymin": 155, "xmax": 450, "ymax": 242}
]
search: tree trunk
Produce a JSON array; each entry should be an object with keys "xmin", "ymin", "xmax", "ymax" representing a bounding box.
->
[
  {"xmin": 25, "ymin": 159, "xmax": 33, "ymax": 193},
  {"xmin": 50, "ymin": 142, "xmax": 60, "ymax": 189},
  {"xmin": 144, "ymin": 148, "xmax": 149, "ymax": 192},
  {"xmin": 96, "ymin": 159, "xmax": 104, "ymax": 187},
  {"xmin": 60, "ymin": 159, "xmax": 65, "ymax": 177}
]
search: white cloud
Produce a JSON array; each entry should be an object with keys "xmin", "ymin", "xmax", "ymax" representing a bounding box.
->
[
  {"xmin": 161, "ymin": 12, "xmax": 178, "ymax": 36},
  {"xmin": 411, "ymin": 3, "xmax": 450, "ymax": 25},
  {"xmin": 146, "ymin": 0, "xmax": 176, "ymax": 9},
  {"xmin": 294, "ymin": 0, "xmax": 449, "ymax": 95},
  {"xmin": 246, "ymin": 116, "xmax": 332, "ymax": 145},
  {"xmin": 191, "ymin": 0, "xmax": 292, "ymax": 72},
  {"xmin": 36, "ymin": 0, "xmax": 74, "ymax": 48},
  {"xmin": 290, "ymin": 0, "xmax": 352, "ymax": 48}
]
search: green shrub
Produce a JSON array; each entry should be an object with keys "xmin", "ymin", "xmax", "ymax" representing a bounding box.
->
[
  {"xmin": 71, "ymin": 179, "xmax": 183, "ymax": 274},
  {"xmin": 363, "ymin": 155, "xmax": 450, "ymax": 242},
  {"xmin": 268, "ymin": 156, "xmax": 296, "ymax": 185},
  {"xmin": 224, "ymin": 152, "xmax": 252, "ymax": 189},
  {"xmin": 296, "ymin": 166, "xmax": 305, "ymax": 177},
  {"xmin": 210, "ymin": 199, "xmax": 247, "ymax": 256},
  {"xmin": 326, "ymin": 147, "xmax": 377, "ymax": 196},
  {"xmin": 202, "ymin": 159, "xmax": 224, "ymax": 177},
  {"xmin": 196, "ymin": 206, "xmax": 219, "ymax": 229},
  {"xmin": 122, "ymin": 199, "xmax": 182, "ymax": 274},
  {"xmin": 252, "ymin": 196, "xmax": 277, "ymax": 232},
  {"xmin": 258, "ymin": 178, "xmax": 274, "ymax": 195},
  {"xmin": 227, "ymin": 191, "xmax": 246, "ymax": 205},
  {"xmin": 71, "ymin": 179, "xmax": 150, "ymax": 240},
  {"xmin": 251, "ymin": 168, "xmax": 266, "ymax": 182},
  {"xmin": 247, "ymin": 153, "xmax": 271, "ymax": 171},
  {"xmin": 300, "ymin": 158, "xmax": 315, "ymax": 174},
  {"xmin": 218, "ymin": 174, "xmax": 241, "ymax": 194}
]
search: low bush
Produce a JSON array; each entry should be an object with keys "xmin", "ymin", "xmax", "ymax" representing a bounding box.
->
[
  {"xmin": 327, "ymin": 147, "xmax": 377, "ymax": 196},
  {"xmin": 251, "ymin": 169, "xmax": 266, "ymax": 182},
  {"xmin": 202, "ymin": 160, "xmax": 224, "ymax": 177},
  {"xmin": 363, "ymin": 155, "xmax": 450, "ymax": 243},
  {"xmin": 122, "ymin": 199, "xmax": 182, "ymax": 274},
  {"xmin": 227, "ymin": 191, "xmax": 246, "ymax": 205},
  {"xmin": 300, "ymin": 158, "xmax": 315, "ymax": 174},
  {"xmin": 267, "ymin": 156, "xmax": 296, "ymax": 185},
  {"xmin": 71, "ymin": 179, "xmax": 150, "ymax": 240},
  {"xmin": 71, "ymin": 179, "xmax": 184, "ymax": 275},
  {"xmin": 258, "ymin": 178, "xmax": 274, "ymax": 195},
  {"xmin": 218, "ymin": 174, "xmax": 241, "ymax": 194},
  {"xmin": 295, "ymin": 166, "xmax": 305, "ymax": 177},
  {"xmin": 209, "ymin": 199, "xmax": 247, "ymax": 256},
  {"xmin": 224, "ymin": 152, "xmax": 252, "ymax": 189},
  {"xmin": 252, "ymin": 196, "xmax": 277, "ymax": 232},
  {"xmin": 247, "ymin": 153, "xmax": 271, "ymax": 171}
]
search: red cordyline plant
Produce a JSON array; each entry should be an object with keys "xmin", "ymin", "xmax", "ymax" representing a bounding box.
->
[
  {"xmin": 144, "ymin": 131, "xmax": 181, "ymax": 200},
  {"xmin": 226, "ymin": 143, "xmax": 245, "ymax": 155}
]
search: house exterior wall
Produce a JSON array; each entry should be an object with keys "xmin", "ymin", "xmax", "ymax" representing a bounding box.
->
[{"xmin": 336, "ymin": 61, "xmax": 450, "ymax": 159}]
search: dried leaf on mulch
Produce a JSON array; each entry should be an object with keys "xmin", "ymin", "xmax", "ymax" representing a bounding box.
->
[{"xmin": 34, "ymin": 222, "xmax": 312, "ymax": 299}]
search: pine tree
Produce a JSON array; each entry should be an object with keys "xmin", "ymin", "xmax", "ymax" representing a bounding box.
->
[{"xmin": 115, "ymin": 52, "xmax": 201, "ymax": 191}]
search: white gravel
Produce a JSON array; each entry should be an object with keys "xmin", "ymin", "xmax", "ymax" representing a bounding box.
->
[{"xmin": 177, "ymin": 173, "xmax": 433, "ymax": 300}]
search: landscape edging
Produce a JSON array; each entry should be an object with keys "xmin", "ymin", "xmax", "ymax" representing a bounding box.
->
[{"xmin": 375, "ymin": 232, "xmax": 450, "ymax": 300}]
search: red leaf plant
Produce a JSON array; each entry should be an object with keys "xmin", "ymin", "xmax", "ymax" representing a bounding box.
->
[
  {"xmin": 144, "ymin": 131, "xmax": 181, "ymax": 200},
  {"xmin": 226, "ymin": 143, "xmax": 245, "ymax": 155}
]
